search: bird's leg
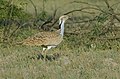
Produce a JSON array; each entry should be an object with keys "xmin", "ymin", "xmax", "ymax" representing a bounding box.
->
[
  {"xmin": 43, "ymin": 46, "xmax": 52, "ymax": 61},
  {"xmin": 37, "ymin": 47, "xmax": 46, "ymax": 60},
  {"xmin": 43, "ymin": 48, "xmax": 47, "ymax": 61},
  {"xmin": 37, "ymin": 46, "xmax": 53, "ymax": 60}
]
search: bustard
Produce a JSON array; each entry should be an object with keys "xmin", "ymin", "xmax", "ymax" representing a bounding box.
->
[{"xmin": 22, "ymin": 15, "xmax": 69, "ymax": 59}]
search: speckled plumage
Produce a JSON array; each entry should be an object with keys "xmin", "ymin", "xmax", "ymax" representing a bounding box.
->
[{"xmin": 23, "ymin": 31, "xmax": 63, "ymax": 46}]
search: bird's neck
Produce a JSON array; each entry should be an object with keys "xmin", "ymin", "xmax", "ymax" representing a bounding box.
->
[{"xmin": 59, "ymin": 20, "xmax": 65, "ymax": 37}]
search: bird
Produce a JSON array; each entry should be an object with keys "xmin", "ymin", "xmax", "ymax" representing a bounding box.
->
[{"xmin": 22, "ymin": 15, "xmax": 69, "ymax": 60}]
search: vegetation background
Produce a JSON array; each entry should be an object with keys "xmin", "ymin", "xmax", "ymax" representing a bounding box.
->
[{"xmin": 0, "ymin": 0, "xmax": 120, "ymax": 79}]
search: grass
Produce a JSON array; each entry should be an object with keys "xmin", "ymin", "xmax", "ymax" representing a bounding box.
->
[
  {"xmin": 0, "ymin": 0, "xmax": 120, "ymax": 79},
  {"xmin": 0, "ymin": 43, "xmax": 120, "ymax": 79}
]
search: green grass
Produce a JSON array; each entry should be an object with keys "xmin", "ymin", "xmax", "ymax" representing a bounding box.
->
[{"xmin": 0, "ymin": 43, "xmax": 120, "ymax": 79}]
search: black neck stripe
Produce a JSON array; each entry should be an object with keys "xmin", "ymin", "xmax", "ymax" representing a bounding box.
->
[{"xmin": 59, "ymin": 23, "xmax": 61, "ymax": 29}]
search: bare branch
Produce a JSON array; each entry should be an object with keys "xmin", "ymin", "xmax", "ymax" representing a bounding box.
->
[
  {"xmin": 64, "ymin": 7, "xmax": 105, "ymax": 15},
  {"xmin": 104, "ymin": 0, "xmax": 110, "ymax": 9},
  {"xmin": 104, "ymin": 0, "xmax": 120, "ymax": 22},
  {"xmin": 39, "ymin": 9, "xmax": 59, "ymax": 30},
  {"xmin": 28, "ymin": 0, "xmax": 37, "ymax": 18},
  {"xmin": 71, "ymin": 1, "xmax": 102, "ymax": 8}
]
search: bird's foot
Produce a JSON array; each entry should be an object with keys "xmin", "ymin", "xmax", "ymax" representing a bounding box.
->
[
  {"xmin": 37, "ymin": 53, "xmax": 44, "ymax": 60},
  {"xmin": 37, "ymin": 53, "xmax": 61, "ymax": 61},
  {"xmin": 46, "ymin": 53, "xmax": 60, "ymax": 61}
]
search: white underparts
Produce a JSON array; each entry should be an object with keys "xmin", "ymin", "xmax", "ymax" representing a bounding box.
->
[
  {"xmin": 43, "ymin": 47, "xmax": 46, "ymax": 51},
  {"xmin": 42, "ymin": 46, "xmax": 56, "ymax": 52}
]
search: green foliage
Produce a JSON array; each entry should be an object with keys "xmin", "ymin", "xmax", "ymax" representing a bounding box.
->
[
  {"xmin": 0, "ymin": 0, "xmax": 32, "ymax": 44},
  {"xmin": 96, "ymin": 13, "xmax": 109, "ymax": 23},
  {"xmin": 90, "ymin": 13, "xmax": 108, "ymax": 36},
  {"xmin": 13, "ymin": 28, "xmax": 39, "ymax": 42},
  {"xmin": 0, "ymin": 0, "xmax": 31, "ymax": 20},
  {"xmin": 38, "ymin": 11, "xmax": 48, "ymax": 21}
]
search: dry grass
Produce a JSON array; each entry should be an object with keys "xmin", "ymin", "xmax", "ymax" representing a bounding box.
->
[
  {"xmin": 0, "ymin": 43, "xmax": 120, "ymax": 79},
  {"xmin": 12, "ymin": 0, "xmax": 120, "ymax": 15}
]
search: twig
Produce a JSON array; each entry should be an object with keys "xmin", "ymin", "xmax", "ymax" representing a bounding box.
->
[
  {"xmin": 104, "ymin": 0, "xmax": 120, "ymax": 22},
  {"xmin": 28, "ymin": 0, "xmax": 37, "ymax": 18},
  {"xmin": 64, "ymin": 7, "xmax": 105, "ymax": 15},
  {"xmin": 73, "ymin": 18, "xmax": 97, "ymax": 24},
  {"xmin": 39, "ymin": 9, "xmax": 58, "ymax": 30},
  {"xmin": 111, "ymin": 1, "xmax": 120, "ymax": 7},
  {"xmin": 71, "ymin": 1, "xmax": 102, "ymax": 8}
]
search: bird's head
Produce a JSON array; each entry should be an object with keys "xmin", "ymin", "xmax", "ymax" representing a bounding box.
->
[{"xmin": 59, "ymin": 15, "xmax": 69, "ymax": 25}]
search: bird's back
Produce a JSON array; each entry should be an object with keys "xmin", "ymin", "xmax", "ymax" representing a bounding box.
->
[{"xmin": 23, "ymin": 31, "xmax": 63, "ymax": 46}]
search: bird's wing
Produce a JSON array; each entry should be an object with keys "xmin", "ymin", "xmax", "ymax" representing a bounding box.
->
[{"xmin": 23, "ymin": 32, "xmax": 62, "ymax": 46}]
